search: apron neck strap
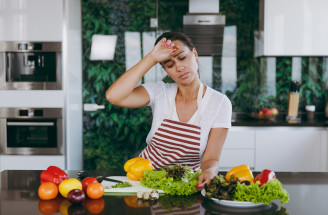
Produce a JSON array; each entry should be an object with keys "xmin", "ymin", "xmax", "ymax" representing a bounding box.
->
[{"xmin": 167, "ymin": 82, "xmax": 204, "ymax": 125}]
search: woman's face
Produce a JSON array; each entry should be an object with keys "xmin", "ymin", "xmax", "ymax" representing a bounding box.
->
[{"xmin": 161, "ymin": 40, "xmax": 199, "ymax": 85}]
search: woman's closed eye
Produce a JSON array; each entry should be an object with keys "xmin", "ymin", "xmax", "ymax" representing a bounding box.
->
[
  {"xmin": 167, "ymin": 62, "xmax": 174, "ymax": 68},
  {"xmin": 178, "ymin": 56, "xmax": 186, "ymax": 61}
]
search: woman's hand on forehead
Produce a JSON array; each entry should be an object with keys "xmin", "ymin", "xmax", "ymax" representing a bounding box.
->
[{"xmin": 150, "ymin": 37, "xmax": 179, "ymax": 63}]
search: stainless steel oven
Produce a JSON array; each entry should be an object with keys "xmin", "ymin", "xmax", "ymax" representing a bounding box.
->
[
  {"xmin": 0, "ymin": 108, "xmax": 63, "ymax": 155},
  {"xmin": 0, "ymin": 41, "xmax": 62, "ymax": 90}
]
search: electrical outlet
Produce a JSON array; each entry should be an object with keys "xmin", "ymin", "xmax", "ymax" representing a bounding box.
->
[{"xmin": 150, "ymin": 18, "xmax": 158, "ymax": 28}]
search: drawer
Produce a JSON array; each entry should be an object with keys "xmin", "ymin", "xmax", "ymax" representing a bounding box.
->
[
  {"xmin": 0, "ymin": 155, "xmax": 65, "ymax": 171},
  {"xmin": 223, "ymin": 129, "xmax": 255, "ymax": 149},
  {"xmin": 219, "ymin": 149, "xmax": 255, "ymax": 169}
]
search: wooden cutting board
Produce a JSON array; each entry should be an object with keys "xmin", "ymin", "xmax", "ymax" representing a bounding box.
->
[{"xmin": 101, "ymin": 176, "xmax": 164, "ymax": 194}]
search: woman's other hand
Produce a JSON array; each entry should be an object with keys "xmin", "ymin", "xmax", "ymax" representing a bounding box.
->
[{"xmin": 150, "ymin": 37, "xmax": 178, "ymax": 63}]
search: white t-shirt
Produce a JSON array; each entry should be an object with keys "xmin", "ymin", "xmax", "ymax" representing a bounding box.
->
[{"xmin": 142, "ymin": 81, "xmax": 232, "ymax": 158}]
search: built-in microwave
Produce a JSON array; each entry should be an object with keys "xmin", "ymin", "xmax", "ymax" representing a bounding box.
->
[
  {"xmin": 0, "ymin": 42, "xmax": 62, "ymax": 90},
  {"xmin": 0, "ymin": 108, "xmax": 63, "ymax": 155}
]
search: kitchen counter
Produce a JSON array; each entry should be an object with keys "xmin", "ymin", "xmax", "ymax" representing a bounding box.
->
[
  {"xmin": 1, "ymin": 170, "xmax": 327, "ymax": 215},
  {"xmin": 232, "ymin": 112, "xmax": 328, "ymax": 127}
]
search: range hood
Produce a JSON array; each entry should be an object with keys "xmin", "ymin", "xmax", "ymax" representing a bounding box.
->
[{"xmin": 183, "ymin": 0, "xmax": 225, "ymax": 56}]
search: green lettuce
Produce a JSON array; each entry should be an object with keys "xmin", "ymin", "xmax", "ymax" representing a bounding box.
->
[
  {"xmin": 140, "ymin": 166, "xmax": 201, "ymax": 195},
  {"xmin": 234, "ymin": 179, "xmax": 289, "ymax": 205}
]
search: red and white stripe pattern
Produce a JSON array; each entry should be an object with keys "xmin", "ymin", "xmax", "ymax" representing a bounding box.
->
[
  {"xmin": 140, "ymin": 119, "xmax": 201, "ymax": 170},
  {"xmin": 151, "ymin": 203, "xmax": 200, "ymax": 215}
]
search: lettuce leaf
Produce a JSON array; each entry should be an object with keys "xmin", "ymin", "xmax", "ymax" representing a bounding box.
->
[
  {"xmin": 140, "ymin": 166, "xmax": 201, "ymax": 195},
  {"xmin": 234, "ymin": 179, "xmax": 289, "ymax": 205}
]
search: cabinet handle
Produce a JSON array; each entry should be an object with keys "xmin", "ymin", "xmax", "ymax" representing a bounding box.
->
[{"xmin": 7, "ymin": 122, "xmax": 54, "ymax": 126}]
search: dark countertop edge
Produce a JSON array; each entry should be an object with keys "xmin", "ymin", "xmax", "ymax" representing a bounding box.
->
[
  {"xmin": 232, "ymin": 122, "xmax": 328, "ymax": 127},
  {"xmin": 231, "ymin": 112, "xmax": 328, "ymax": 127}
]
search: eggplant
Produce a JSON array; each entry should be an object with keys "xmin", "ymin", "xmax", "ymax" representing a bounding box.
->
[{"xmin": 67, "ymin": 189, "xmax": 86, "ymax": 204}]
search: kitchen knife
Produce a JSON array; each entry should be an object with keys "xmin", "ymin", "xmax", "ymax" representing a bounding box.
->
[{"xmin": 96, "ymin": 176, "xmax": 124, "ymax": 183}]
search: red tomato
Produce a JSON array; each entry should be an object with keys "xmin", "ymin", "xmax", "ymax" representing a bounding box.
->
[
  {"xmin": 85, "ymin": 198, "xmax": 105, "ymax": 214},
  {"xmin": 82, "ymin": 177, "xmax": 98, "ymax": 192},
  {"xmin": 86, "ymin": 182, "xmax": 104, "ymax": 199},
  {"xmin": 38, "ymin": 182, "xmax": 59, "ymax": 200}
]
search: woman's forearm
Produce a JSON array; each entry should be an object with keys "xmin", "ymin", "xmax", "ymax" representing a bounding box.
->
[
  {"xmin": 200, "ymin": 159, "xmax": 220, "ymax": 176},
  {"xmin": 106, "ymin": 53, "xmax": 157, "ymax": 105}
]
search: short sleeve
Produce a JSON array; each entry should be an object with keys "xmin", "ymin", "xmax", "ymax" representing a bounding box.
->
[
  {"xmin": 212, "ymin": 95, "xmax": 232, "ymax": 128},
  {"xmin": 141, "ymin": 81, "xmax": 167, "ymax": 107}
]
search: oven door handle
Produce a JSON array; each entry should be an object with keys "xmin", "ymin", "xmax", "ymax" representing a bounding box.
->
[{"xmin": 7, "ymin": 122, "xmax": 55, "ymax": 126}]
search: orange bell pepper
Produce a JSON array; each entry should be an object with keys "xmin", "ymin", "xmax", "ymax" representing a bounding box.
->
[
  {"xmin": 225, "ymin": 164, "xmax": 254, "ymax": 182},
  {"xmin": 124, "ymin": 157, "xmax": 153, "ymax": 181}
]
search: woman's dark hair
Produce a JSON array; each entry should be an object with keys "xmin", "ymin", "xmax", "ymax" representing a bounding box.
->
[{"xmin": 154, "ymin": 32, "xmax": 195, "ymax": 51}]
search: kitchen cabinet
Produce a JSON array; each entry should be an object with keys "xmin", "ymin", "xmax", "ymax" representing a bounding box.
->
[
  {"xmin": 255, "ymin": 127, "xmax": 327, "ymax": 172},
  {"xmin": 255, "ymin": 0, "xmax": 328, "ymax": 56},
  {"xmin": 0, "ymin": 0, "xmax": 63, "ymax": 41},
  {"xmin": 219, "ymin": 127, "xmax": 255, "ymax": 170},
  {"xmin": 0, "ymin": 155, "xmax": 65, "ymax": 171},
  {"xmin": 0, "ymin": 0, "xmax": 83, "ymax": 170},
  {"xmin": 220, "ymin": 126, "xmax": 328, "ymax": 172}
]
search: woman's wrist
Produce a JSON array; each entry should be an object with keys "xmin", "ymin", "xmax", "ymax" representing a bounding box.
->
[
  {"xmin": 145, "ymin": 52, "xmax": 160, "ymax": 66},
  {"xmin": 201, "ymin": 160, "xmax": 220, "ymax": 175}
]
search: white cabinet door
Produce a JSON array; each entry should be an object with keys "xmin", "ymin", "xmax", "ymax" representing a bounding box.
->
[
  {"xmin": 0, "ymin": 155, "xmax": 65, "ymax": 171},
  {"xmin": 219, "ymin": 127, "xmax": 256, "ymax": 170},
  {"xmin": 263, "ymin": 0, "xmax": 328, "ymax": 56},
  {"xmin": 0, "ymin": 0, "xmax": 63, "ymax": 41},
  {"xmin": 255, "ymin": 128, "xmax": 326, "ymax": 172}
]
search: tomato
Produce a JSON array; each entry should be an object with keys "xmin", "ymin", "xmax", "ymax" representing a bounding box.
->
[
  {"xmin": 59, "ymin": 178, "xmax": 82, "ymax": 198},
  {"xmin": 38, "ymin": 199, "xmax": 59, "ymax": 215},
  {"xmin": 86, "ymin": 182, "xmax": 104, "ymax": 199},
  {"xmin": 38, "ymin": 182, "xmax": 58, "ymax": 200},
  {"xmin": 85, "ymin": 198, "xmax": 105, "ymax": 214},
  {"xmin": 82, "ymin": 177, "xmax": 98, "ymax": 192}
]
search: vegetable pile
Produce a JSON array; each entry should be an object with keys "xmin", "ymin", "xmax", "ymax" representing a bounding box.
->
[
  {"xmin": 38, "ymin": 166, "xmax": 104, "ymax": 203},
  {"xmin": 205, "ymin": 165, "xmax": 290, "ymax": 205},
  {"xmin": 140, "ymin": 165, "xmax": 201, "ymax": 195}
]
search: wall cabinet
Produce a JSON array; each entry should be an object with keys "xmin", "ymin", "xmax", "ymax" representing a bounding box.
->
[
  {"xmin": 255, "ymin": 0, "xmax": 328, "ymax": 56},
  {"xmin": 0, "ymin": 0, "xmax": 63, "ymax": 41},
  {"xmin": 219, "ymin": 127, "xmax": 328, "ymax": 172}
]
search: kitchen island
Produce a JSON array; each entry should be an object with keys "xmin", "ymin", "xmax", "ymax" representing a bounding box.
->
[{"xmin": 0, "ymin": 170, "xmax": 327, "ymax": 215}]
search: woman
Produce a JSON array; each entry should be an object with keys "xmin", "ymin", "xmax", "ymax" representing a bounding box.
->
[{"xmin": 106, "ymin": 32, "xmax": 232, "ymax": 189}]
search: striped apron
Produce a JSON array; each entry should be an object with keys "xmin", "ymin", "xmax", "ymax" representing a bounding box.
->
[{"xmin": 140, "ymin": 83, "xmax": 203, "ymax": 170}]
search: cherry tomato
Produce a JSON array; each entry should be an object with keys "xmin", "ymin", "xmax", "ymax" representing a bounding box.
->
[
  {"xmin": 38, "ymin": 199, "xmax": 59, "ymax": 215},
  {"xmin": 85, "ymin": 198, "xmax": 105, "ymax": 214},
  {"xmin": 38, "ymin": 182, "xmax": 59, "ymax": 200},
  {"xmin": 86, "ymin": 182, "xmax": 104, "ymax": 199},
  {"xmin": 82, "ymin": 177, "xmax": 98, "ymax": 192}
]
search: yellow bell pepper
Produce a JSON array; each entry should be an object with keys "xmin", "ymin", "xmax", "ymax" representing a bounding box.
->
[
  {"xmin": 124, "ymin": 157, "xmax": 153, "ymax": 181},
  {"xmin": 225, "ymin": 164, "xmax": 254, "ymax": 182},
  {"xmin": 124, "ymin": 196, "xmax": 146, "ymax": 208}
]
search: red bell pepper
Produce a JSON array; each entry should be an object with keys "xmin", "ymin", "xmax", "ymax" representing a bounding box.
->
[
  {"xmin": 40, "ymin": 170, "xmax": 62, "ymax": 186},
  {"xmin": 47, "ymin": 166, "xmax": 68, "ymax": 180},
  {"xmin": 254, "ymin": 169, "xmax": 276, "ymax": 187}
]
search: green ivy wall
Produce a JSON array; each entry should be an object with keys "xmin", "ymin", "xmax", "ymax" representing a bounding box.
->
[{"xmin": 82, "ymin": 0, "xmax": 327, "ymax": 170}]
